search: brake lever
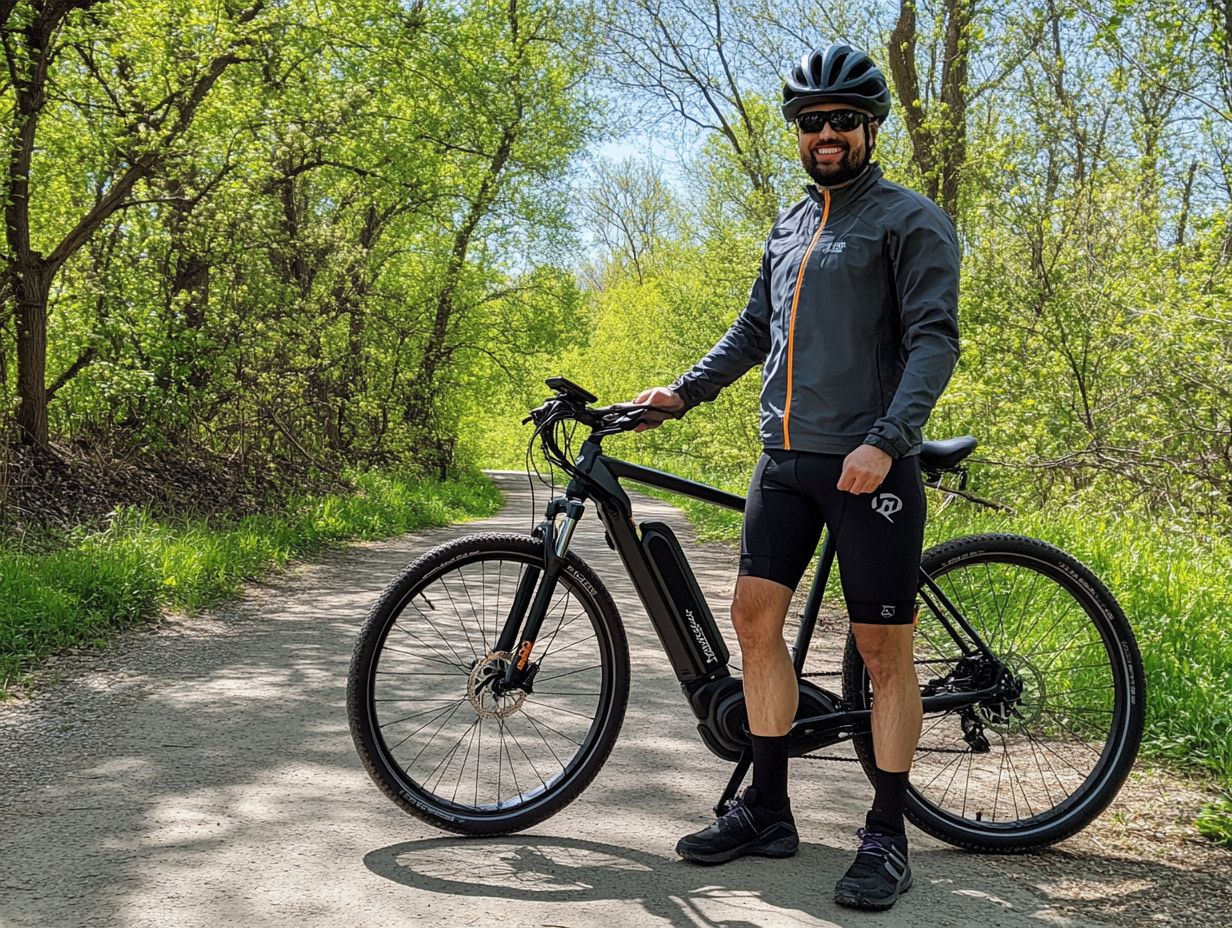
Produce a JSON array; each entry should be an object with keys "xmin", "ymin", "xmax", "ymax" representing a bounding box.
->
[{"xmin": 522, "ymin": 396, "xmax": 566, "ymax": 426}]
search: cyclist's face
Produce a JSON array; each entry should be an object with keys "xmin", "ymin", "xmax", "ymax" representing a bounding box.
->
[{"xmin": 797, "ymin": 102, "xmax": 877, "ymax": 187}]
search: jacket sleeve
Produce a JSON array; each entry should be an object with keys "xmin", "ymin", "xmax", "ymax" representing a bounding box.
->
[
  {"xmin": 863, "ymin": 207, "xmax": 961, "ymax": 458},
  {"xmin": 670, "ymin": 245, "xmax": 772, "ymax": 411}
]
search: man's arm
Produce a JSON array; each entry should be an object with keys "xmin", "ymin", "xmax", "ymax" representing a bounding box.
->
[
  {"xmin": 670, "ymin": 247, "xmax": 773, "ymax": 411},
  {"xmin": 863, "ymin": 207, "xmax": 962, "ymax": 458}
]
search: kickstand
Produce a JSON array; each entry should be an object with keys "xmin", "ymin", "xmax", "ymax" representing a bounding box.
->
[{"xmin": 713, "ymin": 750, "xmax": 752, "ymax": 817}]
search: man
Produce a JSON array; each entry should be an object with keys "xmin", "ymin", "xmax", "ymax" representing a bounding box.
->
[{"xmin": 631, "ymin": 43, "xmax": 960, "ymax": 911}]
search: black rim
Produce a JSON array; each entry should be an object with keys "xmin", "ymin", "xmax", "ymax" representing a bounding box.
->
[
  {"xmin": 364, "ymin": 547, "xmax": 617, "ymax": 818},
  {"xmin": 886, "ymin": 549, "xmax": 1135, "ymax": 835}
]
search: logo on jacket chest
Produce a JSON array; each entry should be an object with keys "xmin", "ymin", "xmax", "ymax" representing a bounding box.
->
[{"xmin": 816, "ymin": 232, "xmax": 846, "ymax": 255}]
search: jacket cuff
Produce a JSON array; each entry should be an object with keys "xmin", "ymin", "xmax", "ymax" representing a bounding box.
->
[
  {"xmin": 862, "ymin": 434, "xmax": 903, "ymax": 459},
  {"xmin": 668, "ymin": 375, "xmax": 702, "ymax": 411}
]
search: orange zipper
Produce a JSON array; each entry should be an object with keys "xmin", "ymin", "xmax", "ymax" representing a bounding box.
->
[{"xmin": 782, "ymin": 188, "xmax": 830, "ymax": 450}]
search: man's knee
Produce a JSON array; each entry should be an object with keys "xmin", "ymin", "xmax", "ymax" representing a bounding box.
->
[
  {"xmin": 730, "ymin": 576, "xmax": 792, "ymax": 650},
  {"xmin": 851, "ymin": 623, "xmax": 915, "ymax": 686}
]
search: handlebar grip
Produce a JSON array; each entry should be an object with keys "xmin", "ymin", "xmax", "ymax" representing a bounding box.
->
[{"xmin": 608, "ymin": 402, "xmax": 681, "ymax": 431}]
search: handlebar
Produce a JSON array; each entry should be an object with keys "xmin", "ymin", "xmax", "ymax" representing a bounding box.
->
[{"xmin": 522, "ymin": 393, "xmax": 680, "ymax": 436}]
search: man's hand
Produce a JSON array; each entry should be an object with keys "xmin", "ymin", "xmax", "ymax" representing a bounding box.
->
[
  {"xmin": 630, "ymin": 386, "xmax": 685, "ymax": 432},
  {"xmin": 837, "ymin": 443, "xmax": 892, "ymax": 494}
]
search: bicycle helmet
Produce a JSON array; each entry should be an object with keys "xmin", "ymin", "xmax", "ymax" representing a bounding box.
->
[{"xmin": 781, "ymin": 44, "xmax": 892, "ymax": 124}]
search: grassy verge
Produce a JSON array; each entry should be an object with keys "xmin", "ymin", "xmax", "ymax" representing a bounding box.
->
[
  {"xmin": 0, "ymin": 468, "xmax": 503, "ymax": 693},
  {"xmin": 644, "ymin": 484, "xmax": 1232, "ymax": 846}
]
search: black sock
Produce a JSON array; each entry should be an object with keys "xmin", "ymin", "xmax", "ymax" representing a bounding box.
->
[
  {"xmin": 749, "ymin": 734, "xmax": 790, "ymax": 811},
  {"xmin": 866, "ymin": 766, "xmax": 908, "ymax": 837}
]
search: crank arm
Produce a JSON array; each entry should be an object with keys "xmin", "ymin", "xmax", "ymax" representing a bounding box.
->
[{"xmin": 787, "ymin": 684, "xmax": 1003, "ymax": 740}]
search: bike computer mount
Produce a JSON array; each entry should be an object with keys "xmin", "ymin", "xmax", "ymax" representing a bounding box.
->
[{"xmin": 544, "ymin": 376, "xmax": 598, "ymax": 405}]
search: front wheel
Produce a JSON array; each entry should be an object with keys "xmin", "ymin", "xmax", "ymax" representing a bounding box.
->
[
  {"xmin": 347, "ymin": 532, "xmax": 630, "ymax": 835},
  {"xmin": 842, "ymin": 533, "xmax": 1145, "ymax": 852}
]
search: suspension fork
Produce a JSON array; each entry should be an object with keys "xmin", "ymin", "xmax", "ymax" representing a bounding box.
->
[{"xmin": 495, "ymin": 494, "xmax": 586, "ymax": 686}]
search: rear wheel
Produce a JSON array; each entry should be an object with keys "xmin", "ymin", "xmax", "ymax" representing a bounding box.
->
[
  {"xmin": 347, "ymin": 532, "xmax": 630, "ymax": 835},
  {"xmin": 842, "ymin": 533, "xmax": 1145, "ymax": 852}
]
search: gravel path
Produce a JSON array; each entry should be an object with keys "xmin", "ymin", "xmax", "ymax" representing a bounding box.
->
[{"xmin": 1, "ymin": 471, "xmax": 1228, "ymax": 928}]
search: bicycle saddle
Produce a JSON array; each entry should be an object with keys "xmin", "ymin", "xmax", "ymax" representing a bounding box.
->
[{"xmin": 919, "ymin": 436, "xmax": 978, "ymax": 470}]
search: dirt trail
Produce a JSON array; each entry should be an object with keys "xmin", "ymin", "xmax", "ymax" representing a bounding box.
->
[{"xmin": 1, "ymin": 472, "xmax": 1228, "ymax": 928}]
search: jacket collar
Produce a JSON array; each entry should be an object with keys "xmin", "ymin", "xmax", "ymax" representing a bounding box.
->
[{"xmin": 804, "ymin": 162, "xmax": 883, "ymax": 208}]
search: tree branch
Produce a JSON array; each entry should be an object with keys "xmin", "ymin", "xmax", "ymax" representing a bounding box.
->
[{"xmin": 46, "ymin": 343, "xmax": 97, "ymax": 400}]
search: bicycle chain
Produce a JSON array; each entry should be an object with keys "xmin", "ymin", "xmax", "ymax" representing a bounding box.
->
[
  {"xmin": 799, "ymin": 754, "xmax": 861, "ymax": 763},
  {"xmin": 801, "ymin": 747, "xmax": 974, "ymax": 762}
]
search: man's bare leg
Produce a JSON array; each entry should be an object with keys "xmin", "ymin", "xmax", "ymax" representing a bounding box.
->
[
  {"xmin": 731, "ymin": 576, "xmax": 797, "ymax": 736},
  {"xmin": 850, "ymin": 622, "xmax": 922, "ymax": 769},
  {"xmin": 850, "ymin": 622, "xmax": 922, "ymax": 834},
  {"xmin": 675, "ymin": 575, "xmax": 801, "ymax": 863}
]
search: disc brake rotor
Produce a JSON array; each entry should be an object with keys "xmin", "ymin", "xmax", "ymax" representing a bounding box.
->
[
  {"xmin": 467, "ymin": 651, "xmax": 527, "ymax": 720},
  {"xmin": 977, "ymin": 653, "xmax": 1044, "ymax": 733}
]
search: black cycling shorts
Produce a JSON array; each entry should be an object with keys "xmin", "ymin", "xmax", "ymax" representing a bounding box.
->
[{"xmin": 739, "ymin": 448, "xmax": 926, "ymax": 625}]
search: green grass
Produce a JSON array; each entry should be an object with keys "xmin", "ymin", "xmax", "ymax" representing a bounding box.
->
[
  {"xmin": 0, "ymin": 468, "xmax": 503, "ymax": 692},
  {"xmin": 642, "ymin": 481, "xmax": 1232, "ymax": 846}
]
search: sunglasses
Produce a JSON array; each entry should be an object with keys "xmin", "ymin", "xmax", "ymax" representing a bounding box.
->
[{"xmin": 795, "ymin": 109, "xmax": 872, "ymax": 134}]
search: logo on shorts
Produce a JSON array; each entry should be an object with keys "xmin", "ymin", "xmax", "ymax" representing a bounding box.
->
[
  {"xmin": 871, "ymin": 493, "xmax": 903, "ymax": 523},
  {"xmin": 881, "ymin": 605, "xmax": 896, "ymax": 618}
]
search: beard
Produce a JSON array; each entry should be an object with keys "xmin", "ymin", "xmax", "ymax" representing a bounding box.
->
[{"xmin": 801, "ymin": 136, "xmax": 872, "ymax": 187}]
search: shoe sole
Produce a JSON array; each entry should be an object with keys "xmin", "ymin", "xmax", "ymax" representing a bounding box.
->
[
  {"xmin": 833, "ymin": 873, "xmax": 914, "ymax": 911},
  {"xmin": 676, "ymin": 834, "xmax": 799, "ymax": 866}
]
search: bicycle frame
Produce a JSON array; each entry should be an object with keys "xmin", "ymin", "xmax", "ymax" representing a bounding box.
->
[
  {"xmin": 497, "ymin": 432, "xmax": 1010, "ymax": 725},
  {"xmin": 485, "ymin": 425, "xmax": 1026, "ymax": 813}
]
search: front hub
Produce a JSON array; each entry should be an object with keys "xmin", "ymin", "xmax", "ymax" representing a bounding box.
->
[{"xmin": 467, "ymin": 651, "xmax": 527, "ymax": 719}]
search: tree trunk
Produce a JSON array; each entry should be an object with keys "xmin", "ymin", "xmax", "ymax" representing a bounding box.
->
[
  {"xmin": 887, "ymin": 0, "xmax": 973, "ymax": 221},
  {"xmin": 3, "ymin": 0, "xmax": 262, "ymax": 446},
  {"xmin": 14, "ymin": 260, "xmax": 50, "ymax": 446}
]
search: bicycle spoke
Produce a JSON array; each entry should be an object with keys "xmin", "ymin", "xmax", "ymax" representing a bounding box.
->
[
  {"xmin": 530, "ymin": 700, "xmax": 600, "ymax": 721},
  {"xmin": 426, "ymin": 718, "xmax": 479, "ymax": 796},
  {"xmin": 999, "ymin": 729, "xmax": 1038, "ymax": 820},
  {"xmin": 506, "ymin": 721, "xmax": 549, "ymax": 792},
  {"xmin": 536, "ymin": 662, "xmax": 602, "ymax": 683},
  {"xmin": 521, "ymin": 711, "xmax": 568, "ymax": 769},
  {"xmin": 394, "ymin": 700, "xmax": 464, "ymax": 757},
  {"xmin": 475, "ymin": 718, "xmax": 483, "ymax": 807},
  {"xmin": 1022, "ymin": 729, "xmax": 1059, "ymax": 809},
  {"xmin": 379, "ymin": 642, "xmax": 469, "ymax": 671},
  {"xmin": 537, "ymin": 607, "xmax": 589, "ymax": 664},
  {"xmin": 521, "ymin": 708, "xmax": 584, "ymax": 747},
  {"xmin": 451, "ymin": 566, "xmax": 485, "ymax": 659},
  {"xmin": 499, "ymin": 719, "xmax": 525, "ymax": 803},
  {"xmin": 1004, "ymin": 581, "xmax": 1071, "ymax": 654},
  {"xmin": 388, "ymin": 621, "xmax": 470, "ymax": 671},
  {"xmin": 382, "ymin": 700, "xmax": 468, "ymax": 727},
  {"xmin": 428, "ymin": 578, "xmax": 480, "ymax": 664},
  {"xmin": 536, "ymin": 630, "xmax": 598, "ymax": 659},
  {"xmin": 397, "ymin": 607, "xmax": 472, "ymax": 670}
]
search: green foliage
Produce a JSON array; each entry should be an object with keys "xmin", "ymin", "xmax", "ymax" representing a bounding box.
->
[
  {"xmin": 3, "ymin": 0, "xmax": 596, "ymax": 475},
  {"xmin": 1196, "ymin": 797, "xmax": 1232, "ymax": 848},
  {"xmin": 0, "ymin": 468, "xmax": 502, "ymax": 693}
]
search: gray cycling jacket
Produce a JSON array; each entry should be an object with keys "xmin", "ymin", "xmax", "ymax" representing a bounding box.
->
[{"xmin": 670, "ymin": 163, "xmax": 960, "ymax": 458}]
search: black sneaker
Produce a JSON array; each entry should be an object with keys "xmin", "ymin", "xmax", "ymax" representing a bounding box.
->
[
  {"xmin": 675, "ymin": 788, "xmax": 799, "ymax": 865},
  {"xmin": 833, "ymin": 828, "xmax": 913, "ymax": 910}
]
